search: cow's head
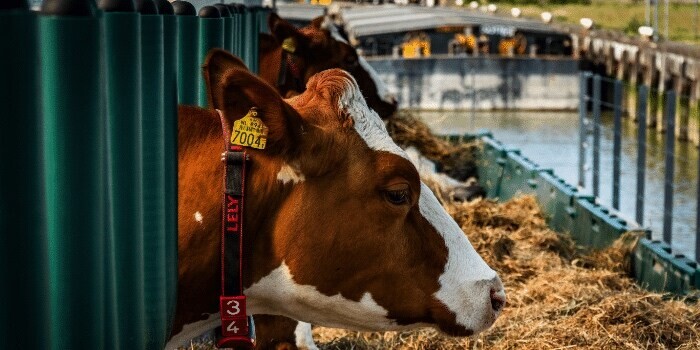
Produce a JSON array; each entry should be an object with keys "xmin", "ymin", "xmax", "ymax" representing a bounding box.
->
[
  {"xmin": 260, "ymin": 13, "xmax": 397, "ymax": 119},
  {"xmin": 175, "ymin": 53, "xmax": 504, "ymax": 343}
]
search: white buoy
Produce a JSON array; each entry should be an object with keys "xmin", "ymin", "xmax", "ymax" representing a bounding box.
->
[
  {"xmin": 541, "ymin": 11, "xmax": 553, "ymax": 23},
  {"xmin": 469, "ymin": 1, "xmax": 479, "ymax": 10},
  {"xmin": 511, "ymin": 7, "xmax": 521, "ymax": 18},
  {"xmin": 638, "ymin": 26, "xmax": 654, "ymax": 37},
  {"xmin": 487, "ymin": 4, "xmax": 497, "ymax": 13},
  {"xmin": 580, "ymin": 17, "xmax": 594, "ymax": 29}
]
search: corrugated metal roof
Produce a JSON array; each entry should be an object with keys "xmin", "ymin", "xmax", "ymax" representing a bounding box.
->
[
  {"xmin": 276, "ymin": 3, "xmax": 327, "ymax": 21},
  {"xmin": 341, "ymin": 4, "xmax": 563, "ymax": 37}
]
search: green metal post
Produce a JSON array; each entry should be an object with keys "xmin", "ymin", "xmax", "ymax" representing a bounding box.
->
[
  {"xmin": 198, "ymin": 5, "xmax": 224, "ymax": 107},
  {"xmin": 137, "ymin": 0, "xmax": 167, "ymax": 348},
  {"xmin": 40, "ymin": 0, "xmax": 106, "ymax": 348},
  {"xmin": 228, "ymin": 3, "xmax": 245, "ymax": 58},
  {"xmin": 154, "ymin": 0, "xmax": 178, "ymax": 335},
  {"xmin": 243, "ymin": 6, "xmax": 259, "ymax": 73},
  {"xmin": 98, "ymin": 0, "xmax": 145, "ymax": 348},
  {"xmin": 0, "ymin": 1, "xmax": 49, "ymax": 348},
  {"xmin": 214, "ymin": 4, "xmax": 233, "ymax": 53},
  {"xmin": 173, "ymin": 1, "xmax": 197, "ymax": 105}
]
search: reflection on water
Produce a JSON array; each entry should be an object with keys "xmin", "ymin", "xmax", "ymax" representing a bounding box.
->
[{"xmin": 415, "ymin": 110, "xmax": 698, "ymax": 259}]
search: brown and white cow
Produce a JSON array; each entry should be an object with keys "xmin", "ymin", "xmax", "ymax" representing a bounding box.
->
[
  {"xmin": 167, "ymin": 54, "xmax": 504, "ymax": 349},
  {"xmin": 259, "ymin": 13, "xmax": 398, "ymax": 119}
]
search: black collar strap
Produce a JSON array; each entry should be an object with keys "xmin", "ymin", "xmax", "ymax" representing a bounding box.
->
[{"xmin": 216, "ymin": 109, "xmax": 256, "ymax": 349}]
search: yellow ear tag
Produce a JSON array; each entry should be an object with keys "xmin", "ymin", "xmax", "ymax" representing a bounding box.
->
[
  {"xmin": 282, "ymin": 37, "xmax": 296, "ymax": 54},
  {"xmin": 231, "ymin": 107, "xmax": 268, "ymax": 150}
]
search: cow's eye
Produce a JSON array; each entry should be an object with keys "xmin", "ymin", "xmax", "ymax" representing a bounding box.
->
[{"xmin": 385, "ymin": 189, "xmax": 410, "ymax": 205}]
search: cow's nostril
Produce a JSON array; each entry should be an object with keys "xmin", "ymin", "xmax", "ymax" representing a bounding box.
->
[{"xmin": 490, "ymin": 288, "xmax": 506, "ymax": 312}]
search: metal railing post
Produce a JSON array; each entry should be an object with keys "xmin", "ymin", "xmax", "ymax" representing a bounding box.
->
[
  {"xmin": 636, "ymin": 85, "xmax": 648, "ymax": 226},
  {"xmin": 40, "ymin": 0, "xmax": 106, "ymax": 347},
  {"xmin": 99, "ymin": 0, "xmax": 145, "ymax": 347},
  {"xmin": 578, "ymin": 72, "xmax": 589, "ymax": 188},
  {"xmin": 198, "ymin": 5, "xmax": 224, "ymax": 107},
  {"xmin": 139, "ymin": 1, "xmax": 168, "ymax": 347},
  {"xmin": 663, "ymin": 90, "xmax": 676, "ymax": 245},
  {"xmin": 592, "ymin": 74, "xmax": 602, "ymax": 198},
  {"xmin": 154, "ymin": 0, "xmax": 179, "ymax": 334},
  {"xmin": 174, "ymin": 1, "xmax": 198, "ymax": 105},
  {"xmin": 0, "ymin": 2, "xmax": 50, "ymax": 348},
  {"xmin": 612, "ymin": 79, "xmax": 623, "ymax": 210}
]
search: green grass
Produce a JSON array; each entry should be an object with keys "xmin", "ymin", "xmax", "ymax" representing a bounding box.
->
[{"xmin": 493, "ymin": 1, "xmax": 700, "ymax": 44}]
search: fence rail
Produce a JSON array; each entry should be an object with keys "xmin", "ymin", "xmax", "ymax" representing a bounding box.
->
[
  {"xmin": 0, "ymin": 0, "xmax": 270, "ymax": 348},
  {"xmin": 578, "ymin": 72, "xmax": 700, "ymax": 265}
]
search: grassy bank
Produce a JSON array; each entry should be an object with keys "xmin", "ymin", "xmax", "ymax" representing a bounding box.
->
[{"xmin": 492, "ymin": 1, "xmax": 700, "ymax": 44}]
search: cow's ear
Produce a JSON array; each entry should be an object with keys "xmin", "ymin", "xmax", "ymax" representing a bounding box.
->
[
  {"xmin": 268, "ymin": 12, "xmax": 308, "ymax": 54},
  {"xmin": 216, "ymin": 67, "xmax": 304, "ymax": 156},
  {"xmin": 202, "ymin": 48, "xmax": 247, "ymax": 108},
  {"xmin": 308, "ymin": 16, "xmax": 325, "ymax": 29}
]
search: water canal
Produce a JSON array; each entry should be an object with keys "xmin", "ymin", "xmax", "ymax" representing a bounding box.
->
[{"xmin": 414, "ymin": 110, "xmax": 698, "ymax": 259}]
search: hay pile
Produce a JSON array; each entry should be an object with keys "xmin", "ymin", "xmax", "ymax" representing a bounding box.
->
[
  {"xmin": 385, "ymin": 112, "xmax": 479, "ymax": 181},
  {"xmin": 312, "ymin": 196, "xmax": 700, "ymax": 349}
]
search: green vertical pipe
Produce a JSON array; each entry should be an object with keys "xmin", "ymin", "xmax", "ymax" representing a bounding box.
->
[
  {"xmin": 98, "ymin": 0, "xmax": 145, "ymax": 348},
  {"xmin": 198, "ymin": 5, "xmax": 224, "ymax": 107},
  {"xmin": 173, "ymin": 1, "xmax": 197, "ymax": 105},
  {"xmin": 250, "ymin": 6, "xmax": 260, "ymax": 74},
  {"xmin": 214, "ymin": 4, "xmax": 233, "ymax": 53},
  {"xmin": 242, "ymin": 6, "xmax": 253, "ymax": 70},
  {"xmin": 40, "ymin": 0, "xmax": 106, "ymax": 348},
  {"xmin": 0, "ymin": 2, "xmax": 49, "ymax": 348},
  {"xmin": 245, "ymin": 7, "xmax": 258, "ymax": 72},
  {"xmin": 229, "ymin": 3, "xmax": 244, "ymax": 58},
  {"xmin": 137, "ymin": 0, "xmax": 167, "ymax": 348},
  {"xmin": 154, "ymin": 0, "xmax": 178, "ymax": 337}
]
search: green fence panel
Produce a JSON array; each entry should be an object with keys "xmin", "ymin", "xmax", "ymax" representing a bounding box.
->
[
  {"xmin": 532, "ymin": 170, "xmax": 580, "ymax": 235},
  {"xmin": 0, "ymin": 2, "xmax": 49, "ymax": 349},
  {"xmin": 214, "ymin": 4, "xmax": 233, "ymax": 53},
  {"xmin": 498, "ymin": 151, "xmax": 539, "ymax": 200},
  {"xmin": 198, "ymin": 5, "xmax": 224, "ymax": 107},
  {"xmin": 138, "ymin": 1, "xmax": 168, "ymax": 347},
  {"xmin": 572, "ymin": 197, "xmax": 628, "ymax": 249},
  {"xmin": 633, "ymin": 239, "xmax": 697, "ymax": 294},
  {"xmin": 100, "ymin": 0, "xmax": 145, "ymax": 348},
  {"xmin": 229, "ymin": 3, "xmax": 245, "ymax": 58},
  {"xmin": 476, "ymin": 135, "xmax": 507, "ymax": 198},
  {"xmin": 247, "ymin": 6, "xmax": 260, "ymax": 73},
  {"xmin": 173, "ymin": 1, "xmax": 197, "ymax": 105},
  {"xmin": 40, "ymin": 1, "xmax": 106, "ymax": 348},
  {"xmin": 154, "ymin": 0, "xmax": 179, "ymax": 335}
]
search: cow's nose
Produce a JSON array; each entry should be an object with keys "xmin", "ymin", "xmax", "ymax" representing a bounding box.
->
[{"xmin": 489, "ymin": 276, "xmax": 506, "ymax": 313}]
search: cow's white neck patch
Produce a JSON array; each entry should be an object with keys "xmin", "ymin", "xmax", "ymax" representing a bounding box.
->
[
  {"xmin": 164, "ymin": 313, "xmax": 219, "ymax": 350},
  {"xmin": 294, "ymin": 322, "xmax": 319, "ymax": 350},
  {"xmin": 339, "ymin": 78, "xmax": 500, "ymax": 333},
  {"xmin": 277, "ymin": 163, "xmax": 306, "ymax": 184},
  {"xmin": 245, "ymin": 262, "xmax": 401, "ymax": 331}
]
